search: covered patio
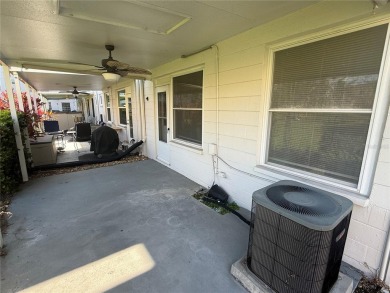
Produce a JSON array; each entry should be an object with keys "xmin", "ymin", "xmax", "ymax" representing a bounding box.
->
[
  {"xmin": 1, "ymin": 160, "xmax": 250, "ymax": 292},
  {"xmin": 2, "ymin": 0, "xmax": 390, "ymax": 290}
]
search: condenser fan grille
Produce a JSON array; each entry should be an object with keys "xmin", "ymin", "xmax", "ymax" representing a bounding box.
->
[{"xmin": 266, "ymin": 185, "xmax": 339, "ymax": 216}]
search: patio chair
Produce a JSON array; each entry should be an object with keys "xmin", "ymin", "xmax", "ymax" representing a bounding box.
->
[{"xmin": 73, "ymin": 122, "xmax": 91, "ymax": 152}]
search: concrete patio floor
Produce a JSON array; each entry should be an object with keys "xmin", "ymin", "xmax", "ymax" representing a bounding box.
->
[
  {"xmin": 55, "ymin": 133, "xmax": 93, "ymax": 164},
  {"xmin": 1, "ymin": 160, "xmax": 249, "ymax": 293}
]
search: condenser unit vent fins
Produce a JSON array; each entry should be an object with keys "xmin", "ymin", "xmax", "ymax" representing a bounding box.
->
[{"xmin": 266, "ymin": 185, "xmax": 340, "ymax": 217}]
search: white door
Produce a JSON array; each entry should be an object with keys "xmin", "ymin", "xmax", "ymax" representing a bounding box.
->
[{"xmin": 156, "ymin": 86, "xmax": 170, "ymax": 165}]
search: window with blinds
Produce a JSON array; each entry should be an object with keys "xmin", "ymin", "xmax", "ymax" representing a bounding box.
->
[
  {"xmin": 173, "ymin": 70, "xmax": 203, "ymax": 145},
  {"xmin": 118, "ymin": 89, "xmax": 126, "ymax": 125},
  {"xmin": 105, "ymin": 93, "xmax": 111, "ymax": 121},
  {"xmin": 62, "ymin": 102, "xmax": 71, "ymax": 112},
  {"xmin": 267, "ymin": 24, "xmax": 388, "ymax": 186}
]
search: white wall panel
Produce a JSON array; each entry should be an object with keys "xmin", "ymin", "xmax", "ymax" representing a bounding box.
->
[{"xmin": 147, "ymin": 0, "xmax": 390, "ymax": 281}]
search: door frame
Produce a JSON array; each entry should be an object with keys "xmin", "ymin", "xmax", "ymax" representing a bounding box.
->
[
  {"xmin": 125, "ymin": 90, "xmax": 134, "ymax": 141},
  {"xmin": 155, "ymin": 85, "xmax": 171, "ymax": 165}
]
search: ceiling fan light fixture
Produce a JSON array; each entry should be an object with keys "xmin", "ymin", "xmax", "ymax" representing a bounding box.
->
[{"xmin": 102, "ymin": 72, "xmax": 121, "ymax": 82}]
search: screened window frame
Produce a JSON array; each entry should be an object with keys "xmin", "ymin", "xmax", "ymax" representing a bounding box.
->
[
  {"xmin": 171, "ymin": 69, "xmax": 204, "ymax": 147},
  {"xmin": 128, "ymin": 96, "xmax": 134, "ymax": 138},
  {"xmin": 117, "ymin": 89, "xmax": 126, "ymax": 125},
  {"xmin": 105, "ymin": 93, "xmax": 111, "ymax": 122},
  {"xmin": 62, "ymin": 102, "xmax": 71, "ymax": 112},
  {"xmin": 259, "ymin": 21, "xmax": 390, "ymax": 197}
]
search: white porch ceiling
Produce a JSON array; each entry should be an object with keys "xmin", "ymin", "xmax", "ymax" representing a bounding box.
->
[{"xmin": 0, "ymin": 0, "xmax": 319, "ymax": 93}]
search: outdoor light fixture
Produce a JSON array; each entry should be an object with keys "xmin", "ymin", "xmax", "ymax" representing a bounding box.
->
[{"xmin": 102, "ymin": 72, "xmax": 121, "ymax": 83}]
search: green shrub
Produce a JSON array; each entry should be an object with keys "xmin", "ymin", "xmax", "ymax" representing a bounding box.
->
[{"xmin": 0, "ymin": 110, "xmax": 28, "ymax": 200}]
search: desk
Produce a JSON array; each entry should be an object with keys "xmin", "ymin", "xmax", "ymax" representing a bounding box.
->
[{"xmin": 30, "ymin": 135, "xmax": 57, "ymax": 166}]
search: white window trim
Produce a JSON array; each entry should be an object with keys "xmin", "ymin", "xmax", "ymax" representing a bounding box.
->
[
  {"xmin": 257, "ymin": 21, "xmax": 390, "ymax": 201},
  {"xmin": 104, "ymin": 92, "xmax": 112, "ymax": 122},
  {"xmin": 117, "ymin": 88, "xmax": 126, "ymax": 126},
  {"xmin": 62, "ymin": 102, "xmax": 71, "ymax": 112},
  {"xmin": 170, "ymin": 67, "xmax": 204, "ymax": 149},
  {"xmin": 127, "ymin": 94, "xmax": 134, "ymax": 138}
]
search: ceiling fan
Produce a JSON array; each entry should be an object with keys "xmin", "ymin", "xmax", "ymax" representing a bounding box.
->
[
  {"xmin": 6, "ymin": 45, "xmax": 152, "ymax": 81},
  {"xmin": 99, "ymin": 45, "xmax": 152, "ymax": 79},
  {"xmin": 60, "ymin": 86, "xmax": 90, "ymax": 98}
]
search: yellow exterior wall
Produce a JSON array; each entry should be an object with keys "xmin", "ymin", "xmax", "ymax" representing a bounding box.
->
[{"xmin": 149, "ymin": 0, "xmax": 390, "ymax": 278}]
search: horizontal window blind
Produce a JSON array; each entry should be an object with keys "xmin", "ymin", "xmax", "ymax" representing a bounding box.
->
[
  {"xmin": 267, "ymin": 24, "xmax": 388, "ymax": 186},
  {"xmin": 268, "ymin": 112, "xmax": 371, "ymax": 184},
  {"xmin": 271, "ymin": 25, "xmax": 387, "ymax": 109},
  {"xmin": 173, "ymin": 109, "xmax": 202, "ymax": 144},
  {"xmin": 173, "ymin": 71, "xmax": 203, "ymax": 145}
]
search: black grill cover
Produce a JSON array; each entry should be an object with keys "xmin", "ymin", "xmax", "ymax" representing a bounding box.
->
[{"xmin": 90, "ymin": 126, "xmax": 119, "ymax": 155}]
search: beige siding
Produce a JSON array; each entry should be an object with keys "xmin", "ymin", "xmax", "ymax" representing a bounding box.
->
[{"xmin": 148, "ymin": 0, "xmax": 390, "ymax": 280}]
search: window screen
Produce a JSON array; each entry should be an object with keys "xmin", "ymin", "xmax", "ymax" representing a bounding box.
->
[
  {"xmin": 267, "ymin": 25, "xmax": 388, "ymax": 185},
  {"xmin": 118, "ymin": 90, "xmax": 126, "ymax": 124},
  {"xmin": 173, "ymin": 71, "xmax": 203, "ymax": 145},
  {"xmin": 106, "ymin": 94, "xmax": 111, "ymax": 121}
]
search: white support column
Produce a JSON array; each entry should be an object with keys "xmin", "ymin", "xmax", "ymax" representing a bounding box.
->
[
  {"xmin": 13, "ymin": 73, "xmax": 24, "ymax": 111},
  {"xmin": 12, "ymin": 73, "xmax": 32, "ymax": 154},
  {"xmin": 25, "ymin": 86, "xmax": 33, "ymax": 111},
  {"xmin": 31, "ymin": 88, "xmax": 38, "ymax": 112},
  {"xmin": 3, "ymin": 65, "xmax": 28, "ymax": 182}
]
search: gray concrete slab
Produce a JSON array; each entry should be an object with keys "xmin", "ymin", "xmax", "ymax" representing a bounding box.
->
[
  {"xmin": 1, "ymin": 160, "xmax": 249, "ymax": 293},
  {"xmin": 56, "ymin": 134, "xmax": 92, "ymax": 164}
]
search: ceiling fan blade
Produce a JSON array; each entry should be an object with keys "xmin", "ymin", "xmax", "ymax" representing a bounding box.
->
[
  {"xmin": 125, "ymin": 66, "xmax": 152, "ymax": 75},
  {"xmin": 106, "ymin": 60, "xmax": 130, "ymax": 70},
  {"xmin": 106, "ymin": 60, "xmax": 152, "ymax": 75},
  {"xmin": 116, "ymin": 70, "xmax": 129, "ymax": 77}
]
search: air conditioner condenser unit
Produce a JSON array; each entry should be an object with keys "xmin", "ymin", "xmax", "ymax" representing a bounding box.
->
[{"xmin": 247, "ymin": 180, "xmax": 353, "ymax": 293}]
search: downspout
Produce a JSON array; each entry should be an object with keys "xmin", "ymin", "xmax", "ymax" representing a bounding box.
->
[{"xmin": 379, "ymin": 231, "xmax": 390, "ymax": 281}]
